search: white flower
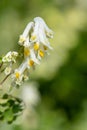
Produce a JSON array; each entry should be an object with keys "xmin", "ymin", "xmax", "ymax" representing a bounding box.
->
[
  {"xmin": 13, "ymin": 57, "xmax": 39, "ymax": 85},
  {"xmin": 34, "ymin": 17, "xmax": 53, "ymax": 38},
  {"xmin": 2, "ymin": 51, "xmax": 18, "ymax": 63},
  {"xmin": 4, "ymin": 66, "xmax": 12, "ymax": 75},
  {"xmin": 24, "ymin": 46, "xmax": 40, "ymax": 65},
  {"xmin": 30, "ymin": 48, "xmax": 40, "ymax": 64},
  {"xmin": 30, "ymin": 17, "xmax": 53, "ymax": 49},
  {"xmin": 19, "ymin": 22, "xmax": 34, "ymax": 46},
  {"xmin": 11, "ymin": 17, "xmax": 53, "ymax": 86},
  {"xmin": 12, "ymin": 56, "xmax": 38, "ymax": 85},
  {"xmin": 12, "ymin": 59, "xmax": 28, "ymax": 85},
  {"xmin": 14, "ymin": 59, "xmax": 27, "ymax": 78}
]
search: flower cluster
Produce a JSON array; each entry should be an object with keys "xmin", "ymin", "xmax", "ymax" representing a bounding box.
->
[
  {"xmin": 2, "ymin": 51, "xmax": 18, "ymax": 63},
  {"xmin": 13, "ymin": 17, "xmax": 53, "ymax": 86},
  {"xmin": 2, "ymin": 51, "xmax": 18, "ymax": 75},
  {"xmin": 1, "ymin": 17, "xmax": 53, "ymax": 86}
]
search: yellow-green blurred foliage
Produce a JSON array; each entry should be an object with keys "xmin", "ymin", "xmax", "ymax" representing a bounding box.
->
[{"xmin": 0, "ymin": 0, "xmax": 87, "ymax": 130}]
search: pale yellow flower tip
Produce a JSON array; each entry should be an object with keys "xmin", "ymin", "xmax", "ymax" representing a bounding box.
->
[
  {"xmin": 34, "ymin": 43, "xmax": 39, "ymax": 50},
  {"xmin": 15, "ymin": 72, "xmax": 20, "ymax": 79},
  {"xmin": 39, "ymin": 50, "xmax": 44, "ymax": 57},
  {"xmin": 29, "ymin": 60, "xmax": 34, "ymax": 66},
  {"xmin": 19, "ymin": 36, "xmax": 26, "ymax": 44},
  {"xmin": 24, "ymin": 48, "xmax": 30, "ymax": 56},
  {"xmin": 30, "ymin": 35, "xmax": 36, "ymax": 41}
]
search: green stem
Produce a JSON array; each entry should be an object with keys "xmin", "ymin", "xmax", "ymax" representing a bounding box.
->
[
  {"xmin": 0, "ymin": 62, "xmax": 3, "ymax": 69},
  {"xmin": 0, "ymin": 67, "xmax": 5, "ymax": 73},
  {"xmin": 0, "ymin": 73, "xmax": 12, "ymax": 85}
]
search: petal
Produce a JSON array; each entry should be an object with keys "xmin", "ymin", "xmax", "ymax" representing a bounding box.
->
[
  {"xmin": 30, "ymin": 20, "xmax": 40, "ymax": 42},
  {"xmin": 24, "ymin": 37, "xmax": 31, "ymax": 47},
  {"xmin": 18, "ymin": 59, "xmax": 28, "ymax": 74},
  {"xmin": 38, "ymin": 28, "xmax": 53, "ymax": 50},
  {"xmin": 19, "ymin": 22, "xmax": 34, "ymax": 45},
  {"xmin": 22, "ymin": 22, "xmax": 34, "ymax": 38},
  {"xmin": 30, "ymin": 49, "xmax": 40, "ymax": 64},
  {"xmin": 34, "ymin": 17, "xmax": 53, "ymax": 38}
]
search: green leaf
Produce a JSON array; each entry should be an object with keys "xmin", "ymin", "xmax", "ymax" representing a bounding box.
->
[
  {"xmin": 0, "ymin": 93, "xmax": 24, "ymax": 123},
  {"xmin": 2, "ymin": 94, "xmax": 9, "ymax": 99},
  {"xmin": 4, "ymin": 108, "xmax": 14, "ymax": 123}
]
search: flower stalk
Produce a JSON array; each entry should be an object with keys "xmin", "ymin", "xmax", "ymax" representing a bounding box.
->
[{"xmin": 0, "ymin": 73, "xmax": 12, "ymax": 85}]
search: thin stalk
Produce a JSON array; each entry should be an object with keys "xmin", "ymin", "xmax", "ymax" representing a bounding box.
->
[
  {"xmin": 0, "ymin": 73, "xmax": 12, "ymax": 85},
  {"xmin": 0, "ymin": 62, "xmax": 3, "ymax": 70},
  {"xmin": 0, "ymin": 68, "xmax": 5, "ymax": 73}
]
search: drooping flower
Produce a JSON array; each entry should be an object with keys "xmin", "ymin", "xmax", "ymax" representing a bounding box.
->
[
  {"xmin": 30, "ymin": 17, "xmax": 53, "ymax": 49},
  {"xmin": 29, "ymin": 48, "xmax": 40, "ymax": 64},
  {"xmin": 19, "ymin": 22, "xmax": 34, "ymax": 47},
  {"xmin": 34, "ymin": 17, "xmax": 53, "ymax": 38}
]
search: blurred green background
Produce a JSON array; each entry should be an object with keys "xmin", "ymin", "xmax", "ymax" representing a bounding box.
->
[{"xmin": 0, "ymin": 0, "xmax": 87, "ymax": 130}]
